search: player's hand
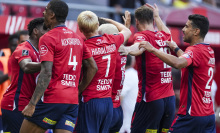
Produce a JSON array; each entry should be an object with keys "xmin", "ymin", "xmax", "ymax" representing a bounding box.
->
[
  {"xmin": 118, "ymin": 45, "xmax": 129, "ymax": 55},
  {"xmin": 145, "ymin": 3, "xmax": 159, "ymax": 18},
  {"xmin": 122, "ymin": 11, "xmax": 131, "ymax": 28},
  {"xmin": 166, "ymin": 41, "xmax": 178, "ymax": 51},
  {"xmin": 139, "ymin": 41, "xmax": 155, "ymax": 53},
  {"xmin": 22, "ymin": 103, "xmax": 36, "ymax": 118}
]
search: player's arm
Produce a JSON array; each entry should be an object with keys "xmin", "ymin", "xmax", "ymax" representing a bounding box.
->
[
  {"xmin": 22, "ymin": 61, "xmax": 52, "ymax": 117},
  {"xmin": 100, "ymin": 17, "xmax": 131, "ymax": 44},
  {"xmin": 78, "ymin": 57, "xmax": 97, "ymax": 94},
  {"xmin": 118, "ymin": 43, "xmax": 145, "ymax": 56},
  {"xmin": 145, "ymin": 4, "xmax": 170, "ymax": 34},
  {"xmin": 19, "ymin": 58, "xmax": 41, "ymax": 73},
  {"xmin": 0, "ymin": 71, "xmax": 9, "ymax": 84},
  {"xmin": 139, "ymin": 41, "xmax": 188, "ymax": 69},
  {"xmin": 166, "ymin": 41, "xmax": 184, "ymax": 57}
]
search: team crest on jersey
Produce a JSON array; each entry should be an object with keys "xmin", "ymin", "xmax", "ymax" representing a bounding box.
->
[
  {"xmin": 22, "ymin": 50, "xmax": 29, "ymax": 56},
  {"xmin": 136, "ymin": 36, "xmax": 145, "ymax": 41},
  {"xmin": 40, "ymin": 45, "xmax": 48, "ymax": 56},
  {"xmin": 155, "ymin": 32, "xmax": 164, "ymax": 38}
]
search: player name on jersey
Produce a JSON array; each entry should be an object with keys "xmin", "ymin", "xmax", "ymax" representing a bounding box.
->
[
  {"xmin": 160, "ymin": 71, "xmax": 172, "ymax": 83},
  {"xmin": 97, "ymin": 79, "xmax": 113, "ymax": 91},
  {"xmin": 61, "ymin": 74, "xmax": 77, "ymax": 87},
  {"xmin": 91, "ymin": 44, "xmax": 116, "ymax": 56},
  {"xmin": 61, "ymin": 38, "xmax": 81, "ymax": 46}
]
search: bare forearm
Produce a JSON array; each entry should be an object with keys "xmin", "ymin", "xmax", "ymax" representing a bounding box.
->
[
  {"xmin": 22, "ymin": 62, "xmax": 41, "ymax": 73},
  {"xmin": 103, "ymin": 18, "xmax": 128, "ymax": 32},
  {"xmin": 154, "ymin": 16, "xmax": 170, "ymax": 34},
  {"xmin": 29, "ymin": 71, "xmax": 51, "ymax": 105}
]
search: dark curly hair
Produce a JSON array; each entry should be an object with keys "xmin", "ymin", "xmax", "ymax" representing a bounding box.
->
[
  {"xmin": 27, "ymin": 18, "xmax": 44, "ymax": 36},
  {"xmin": 49, "ymin": 0, "xmax": 68, "ymax": 23}
]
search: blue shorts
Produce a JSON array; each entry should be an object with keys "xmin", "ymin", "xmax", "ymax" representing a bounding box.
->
[
  {"xmin": 109, "ymin": 106, "xmax": 123, "ymax": 133},
  {"xmin": 26, "ymin": 100, "xmax": 78, "ymax": 132},
  {"xmin": 2, "ymin": 109, "xmax": 24, "ymax": 133},
  {"xmin": 74, "ymin": 98, "xmax": 113, "ymax": 133},
  {"xmin": 131, "ymin": 96, "xmax": 175, "ymax": 133},
  {"xmin": 169, "ymin": 114, "xmax": 216, "ymax": 133}
]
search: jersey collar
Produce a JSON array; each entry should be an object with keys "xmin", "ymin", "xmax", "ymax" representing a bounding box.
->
[
  {"xmin": 195, "ymin": 43, "xmax": 209, "ymax": 45},
  {"xmin": 54, "ymin": 25, "xmax": 66, "ymax": 28},
  {"xmin": 27, "ymin": 40, "xmax": 39, "ymax": 53},
  {"xmin": 89, "ymin": 35, "xmax": 102, "ymax": 39}
]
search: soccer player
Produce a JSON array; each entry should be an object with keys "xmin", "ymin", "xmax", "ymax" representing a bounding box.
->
[
  {"xmin": 75, "ymin": 11, "xmax": 131, "ymax": 133},
  {"xmin": 139, "ymin": 14, "xmax": 216, "ymax": 133},
  {"xmin": 119, "ymin": 4, "xmax": 175, "ymax": 133},
  {"xmin": 20, "ymin": 0, "xmax": 97, "ymax": 133},
  {"xmin": 1, "ymin": 17, "xmax": 47, "ymax": 133},
  {"xmin": 98, "ymin": 11, "xmax": 131, "ymax": 133},
  {"xmin": 17, "ymin": 30, "xmax": 29, "ymax": 44}
]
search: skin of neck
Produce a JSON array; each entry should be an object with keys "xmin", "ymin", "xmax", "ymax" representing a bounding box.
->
[
  {"xmin": 84, "ymin": 30, "xmax": 99, "ymax": 40},
  {"xmin": 29, "ymin": 37, "xmax": 39, "ymax": 50},
  {"xmin": 50, "ymin": 19, "xmax": 65, "ymax": 29},
  {"xmin": 137, "ymin": 22, "xmax": 154, "ymax": 32},
  {"xmin": 189, "ymin": 36, "xmax": 204, "ymax": 46}
]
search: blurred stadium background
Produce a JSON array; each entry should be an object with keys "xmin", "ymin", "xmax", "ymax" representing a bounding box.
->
[{"xmin": 0, "ymin": 0, "xmax": 220, "ymax": 132}]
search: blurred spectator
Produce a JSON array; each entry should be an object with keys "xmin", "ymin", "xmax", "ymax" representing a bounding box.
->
[
  {"xmin": 119, "ymin": 55, "xmax": 138, "ymax": 133},
  {"xmin": 173, "ymin": 0, "xmax": 192, "ymax": 8},
  {"xmin": 109, "ymin": 0, "xmax": 146, "ymax": 24},
  {"xmin": 17, "ymin": 30, "xmax": 29, "ymax": 44},
  {"xmin": 0, "ymin": 33, "xmax": 19, "ymax": 132}
]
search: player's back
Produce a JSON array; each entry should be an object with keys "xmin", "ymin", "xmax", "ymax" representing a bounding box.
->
[
  {"xmin": 39, "ymin": 26, "xmax": 86, "ymax": 104},
  {"xmin": 133, "ymin": 30, "xmax": 174, "ymax": 102},
  {"xmin": 82, "ymin": 33, "xmax": 124, "ymax": 102},
  {"xmin": 178, "ymin": 43, "xmax": 215, "ymax": 116},
  {"xmin": 2, "ymin": 41, "xmax": 39, "ymax": 111}
]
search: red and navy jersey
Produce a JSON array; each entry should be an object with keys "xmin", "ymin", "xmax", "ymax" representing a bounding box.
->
[
  {"xmin": 111, "ymin": 53, "xmax": 126, "ymax": 108},
  {"xmin": 178, "ymin": 43, "xmax": 215, "ymax": 116},
  {"xmin": 39, "ymin": 26, "xmax": 92, "ymax": 104},
  {"xmin": 134, "ymin": 30, "xmax": 174, "ymax": 103},
  {"xmin": 82, "ymin": 33, "xmax": 124, "ymax": 102},
  {"xmin": 1, "ymin": 41, "xmax": 40, "ymax": 111}
]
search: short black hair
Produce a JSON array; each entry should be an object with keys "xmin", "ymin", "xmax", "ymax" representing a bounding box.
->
[
  {"xmin": 8, "ymin": 33, "xmax": 19, "ymax": 42},
  {"xmin": 28, "ymin": 18, "xmax": 44, "ymax": 36},
  {"xmin": 126, "ymin": 54, "xmax": 132, "ymax": 67},
  {"xmin": 17, "ymin": 30, "xmax": 29, "ymax": 40},
  {"xmin": 135, "ymin": 5, "xmax": 153, "ymax": 24},
  {"xmin": 49, "ymin": 0, "xmax": 68, "ymax": 23},
  {"xmin": 188, "ymin": 14, "xmax": 209, "ymax": 38}
]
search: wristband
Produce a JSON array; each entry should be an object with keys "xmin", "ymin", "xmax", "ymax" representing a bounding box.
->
[{"xmin": 174, "ymin": 47, "xmax": 180, "ymax": 54}]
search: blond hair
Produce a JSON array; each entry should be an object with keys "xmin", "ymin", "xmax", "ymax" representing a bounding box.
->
[
  {"xmin": 77, "ymin": 11, "xmax": 99, "ymax": 34},
  {"xmin": 98, "ymin": 24, "xmax": 119, "ymax": 35}
]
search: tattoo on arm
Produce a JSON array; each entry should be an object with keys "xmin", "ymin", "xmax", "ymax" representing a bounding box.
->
[{"xmin": 29, "ymin": 61, "xmax": 53, "ymax": 105}]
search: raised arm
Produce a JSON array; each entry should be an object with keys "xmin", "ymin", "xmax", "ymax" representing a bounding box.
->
[
  {"xmin": 22, "ymin": 61, "xmax": 52, "ymax": 117},
  {"xmin": 118, "ymin": 43, "xmax": 145, "ymax": 56},
  {"xmin": 145, "ymin": 3, "xmax": 170, "ymax": 34},
  {"xmin": 100, "ymin": 17, "xmax": 131, "ymax": 44},
  {"xmin": 19, "ymin": 58, "xmax": 41, "ymax": 73},
  {"xmin": 166, "ymin": 41, "xmax": 184, "ymax": 57},
  {"xmin": 139, "ymin": 41, "xmax": 188, "ymax": 69},
  {"xmin": 78, "ymin": 57, "xmax": 98, "ymax": 94}
]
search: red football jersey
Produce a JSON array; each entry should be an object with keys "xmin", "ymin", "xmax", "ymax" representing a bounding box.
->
[
  {"xmin": 111, "ymin": 53, "xmax": 127, "ymax": 108},
  {"xmin": 82, "ymin": 33, "xmax": 124, "ymax": 102},
  {"xmin": 178, "ymin": 43, "xmax": 215, "ymax": 116},
  {"xmin": 39, "ymin": 26, "xmax": 92, "ymax": 104},
  {"xmin": 134, "ymin": 30, "xmax": 174, "ymax": 103},
  {"xmin": 1, "ymin": 41, "xmax": 40, "ymax": 111}
]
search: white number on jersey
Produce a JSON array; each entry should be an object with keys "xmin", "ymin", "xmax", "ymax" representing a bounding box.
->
[
  {"xmin": 68, "ymin": 48, "xmax": 78, "ymax": 71},
  {"xmin": 102, "ymin": 54, "xmax": 111, "ymax": 77},
  {"xmin": 205, "ymin": 67, "xmax": 214, "ymax": 89},
  {"xmin": 159, "ymin": 47, "xmax": 171, "ymax": 68}
]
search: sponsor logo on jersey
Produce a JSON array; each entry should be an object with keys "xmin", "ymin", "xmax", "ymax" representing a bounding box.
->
[
  {"xmin": 40, "ymin": 45, "xmax": 48, "ymax": 56},
  {"xmin": 65, "ymin": 120, "xmax": 75, "ymax": 128},
  {"xmin": 22, "ymin": 50, "xmax": 29, "ymax": 56},
  {"xmin": 146, "ymin": 129, "xmax": 157, "ymax": 133},
  {"xmin": 155, "ymin": 32, "xmax": 164, "ymax": 38},
  {"xmin": 136, "ymin": 36, "xmax": 145, "ymax": 41},
  {"xmin": 42, "ymin": 117, "xmax": 57, "ymax": 125}
]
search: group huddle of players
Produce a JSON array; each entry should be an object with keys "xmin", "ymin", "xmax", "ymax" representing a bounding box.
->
[{"xmin": 0, "ymin": 0, "xmax": 216, "ymax": 133}]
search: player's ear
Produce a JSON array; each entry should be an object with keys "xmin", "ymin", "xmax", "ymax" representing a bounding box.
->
[
  {"xmin": 135, "ymin": 18, "xmax": 139, "ymax": 25},
  {"xmin": 33, "ymin": 28, "xmax": 38, "ymax": 36},
  {"xmin": 194, "ymin": 28, "xmax": 200, "ymax": 36}
]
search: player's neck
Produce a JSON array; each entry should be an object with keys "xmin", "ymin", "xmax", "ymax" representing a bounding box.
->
[
  {"xmin": 29, "ymin": 38, "xmax": 39, "ymax": 50},
  {"xmin": 138, "ymin": 24, "xmax": 154, "ymax": 32},
  {"xmin": 190, "ymin": 38, "xmax": 204, "ymax": 46},
  {"xmin": 51, "ymin": 22, "xmax": 65, "ymax": 29},
  {"xmin": 84, "ymin": 31, "xmax": 99, "ymax": 40}
]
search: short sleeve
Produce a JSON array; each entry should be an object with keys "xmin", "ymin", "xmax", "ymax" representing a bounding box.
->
[
  {"xmin": 82, "ymin": 42, "xmax": 92, "ymax": 60},
  {"xmin": 110, "ymin": 33, "xmax": 124, "ymax": 49},
  {"xmin": 39, "ymin": 36, "xmax": 54, "ymax": 62},
  {"xmin": 180, "ymin": 46, "xmax": 200, "ymax": 67},
  {"xmin": 159, "ymin": 31, "xmax": 171, "ymax": 41},
  {"xmin": 13, "ymin": 48, "xmax": 31, "ymax": 63}
]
